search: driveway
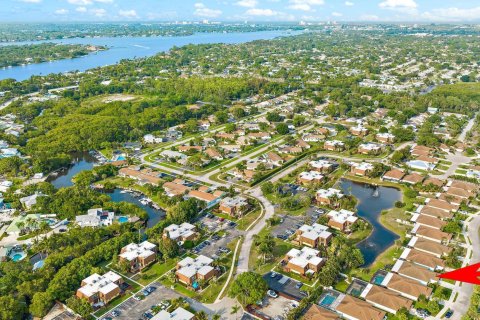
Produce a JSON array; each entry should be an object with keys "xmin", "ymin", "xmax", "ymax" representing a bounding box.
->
[{"xmin": 263, "ymin": 272, "xmax": 305, "ymax": 301}]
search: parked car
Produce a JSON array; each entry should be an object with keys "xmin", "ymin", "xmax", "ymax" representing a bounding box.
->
[
  {"xmin": 445, "ymin": 310, "xmax": 453, "ymax": 318},
  {"xmin": 295, "ymin": 282, "xmax": 303, "ymax": 289},
  {"xmin": 276, "ymin": 235, "xmax": 287, "ymax": 240},
  {"xmin": 267, "ymin": 290, "xmax": 278, "ymax": 298},
  {"xmin": 111, "ymin": 310, "xmax": 120, "ymax": 317}
]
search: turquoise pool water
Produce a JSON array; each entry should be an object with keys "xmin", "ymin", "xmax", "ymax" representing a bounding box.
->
[
  {"xmin": 118, "ymin": 216, "xmax": 129, "ymax": 223},
  {"xmin": 373, "ymin": 274, "xmax": 385, "ymax": 285},
  {"xmin": 33, "ymin": 260, "xmax": 45, "ymax": 270},
  {"xmin": 320, "ymin": 294, "xmax": 335, "ymax": 307},
  {"xmin": 11, "ymin": 253, "xmax": 25, "ymax": 262}
]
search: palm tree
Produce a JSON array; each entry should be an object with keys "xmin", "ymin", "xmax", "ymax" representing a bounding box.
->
[
  {"xmin": 195, "ymin": 311, "xmax": 208, "ymax": 320},
  {"xmin": 230, "ymin": 305, "xmax": 240, "ymax": 320},
  {"xmin": 212, "ymin": 314, "xmax": 221, "ymax": 320}
]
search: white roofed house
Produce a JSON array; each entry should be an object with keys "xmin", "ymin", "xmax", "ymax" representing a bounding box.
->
[
  {"xmin": 358, "ymin": 143, "xmax": 383, "ymax": 155},
  {"xmin": 315, "ymin": 188, "xmax": 344, "ymax": 207},
  {"xmin": 376, "ymin": 132, "xmax": 395, "ymax": 144},
  {"xmin": 175, "ymin": 255, "xmax": 217, "ymax": 289},
  {"xmin": 119, "ymin": 241, "xmax": 157, "ymax": 273},
  {"xmin": 298, "ymin": 171, "xmax": 325, "ymax": 185},
  {"xmin": 324, "ymin": 140, "xmax": 345, "ymax": 152},
  {"xmin": 350, "ymin": 162, "xmax": 374, "ymax": 176},
  {"xmin": 327, "ymin": 209, "xmax": 358, "ymax": 232},
  {"xmin": 296, "ymin": 223, "xmax": 333, "ymax": 248},
  {"xmin": 75, "ymin": 208, "xmax": 115, "ymax": 228},
  {"xmin": 151, "ymin": 307, "xmax": 195, "ymax": 320},
  {"xmin": 282, "ymin": 247, "xmax": 325, "ymax": 277},
  {"xmin": 309, "ymin": 159, "xmax": 336, "ymax": 173},
  {"xmin": 20, "ymin": 192, "xmax": 44, "ymax": 209},
  {"xmin": 219, "ymin": 196, "xmax": 249, "ymax": 217},
  {"xmin": 76, "ymin": 271, "xmax": 124, "ymax": 306},
  {"xmin": 163, "ymin": 222, "xmax": 197, "ymax": 243}
]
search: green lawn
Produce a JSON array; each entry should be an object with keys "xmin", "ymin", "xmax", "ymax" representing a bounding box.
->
[{"xmin": 134, "ymin": 259, "xmax": 177, "ymax": 285}]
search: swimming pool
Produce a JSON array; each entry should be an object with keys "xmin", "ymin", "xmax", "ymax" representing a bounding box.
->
[
  {"xmin": 118, "ymin": 216, "xmax": 129, "ymax": 223},
  {"xmin": 10, "ymin": 252, "xmax": 26, "ymax": 262},
  {"xmin": 373, "ymin": 274, "xmax": 386, "ymax": 285},
  {"xmin": 320, "ymin": 294, "xmax": 336, "ymax": 307},
  {"xmin": 33, "ymin": 260, "xmax": 45, "ymax": 270}
]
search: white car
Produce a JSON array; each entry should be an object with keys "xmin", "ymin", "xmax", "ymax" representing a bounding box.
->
[
  {"xmin": 270, "ymin": 272, "xmax": 278, "ymax": 278},
  {"xmin": 267, "ymin": 290, "xmax": 278, "ymax": 298}
]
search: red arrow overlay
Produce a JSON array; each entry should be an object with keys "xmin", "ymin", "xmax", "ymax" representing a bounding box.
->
[{"xmin": 438, "ymin": 262, "xmax": 480, "ymax": 285}]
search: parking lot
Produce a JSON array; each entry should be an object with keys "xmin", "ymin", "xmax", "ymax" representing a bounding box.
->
[
  {"xmin": 263, "ymin": 272, "xmax": 305, "ymax": 301},
  {"xmin": 257, "ymin": 295, "xmax": 298, "ymax": 320},
  {"xmin": 101, "ymin": 282, "xmax": 181, "ymax": 320},
  {"xmin": 193, "ymin": 229, "xmax": 243, "ymax": 258},
  {"xmin": 272, "ymin": 206, "xmax": 323, "ymax": 239}
]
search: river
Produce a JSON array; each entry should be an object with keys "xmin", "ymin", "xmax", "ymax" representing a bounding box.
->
[
  {"xmin": 47, "ymin": 154, "xmax": 165, "ymax": 228},
  {"xmin": 339, "ymin": 179, "xmax": 402, "ymax": 267},
  {"xmin": 0, "ymin": 30, "xmax": 299, "ymax": 81}
]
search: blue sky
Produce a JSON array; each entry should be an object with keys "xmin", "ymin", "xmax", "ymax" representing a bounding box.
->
[{"xmin": 2, "ymin": 0, "xmax": 480, "ymax": 22}]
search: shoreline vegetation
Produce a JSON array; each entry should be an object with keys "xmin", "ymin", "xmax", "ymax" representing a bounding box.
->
[
  {"xmin": 0, "ymin": 43, "xmax": 106, "ymax": 69},
  {"xmin": 343, "ymin": 176, "xmax": 410, "ymax": 279}
]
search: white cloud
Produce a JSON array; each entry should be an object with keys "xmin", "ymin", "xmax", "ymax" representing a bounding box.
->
[
  {"xmin": 288, "ymin": 0, "xmax": 324, "ymax": 12},
  {"xmin": 76, "ymin": 6, "xmax": 87, "ymax": 12},
  {"xmin": 19, "ymin": 0, "xmax": 42, "ymax": 3},
  {"xmin": 67, "ymin": 0, "xmax": 91, "ymax": 4},
  {"xmin": 345, "ymin": 1, "xmax": 354, "ymax": 6},
  {"xmin": 67, "ymin": 0, "xmax": 113, "ymax": 5},
  {"xmin": 235, "ymin": 0, "xmax": 257, "ymax": 8},
  {"xmin": 54, "ymin": 8, "xmax": 69, "ymax": 14},
  {"xmin": 90, "ymin": 8, "xmax": 106, "ymax": 17},
  {"xmin": 118, "ymin": 9, "xmax": 138, "ymax": 18},
  {"xmin": 422, "ymin": 7, "xmax": 480, "ymax": 22},
  {"xmin": 332, "ymin": 11, "xmax": 343, "ymax": 17},
  {"xmin": 245, "ymin": 8, "xmax": 279, "ymax": 16},
  {"xmin": 194, "ymin": 3, "xmax": 222, "ymax": 18},
  {"xmin": 379, "ymin": 0, "xmax": 417, "ymax": 9}
]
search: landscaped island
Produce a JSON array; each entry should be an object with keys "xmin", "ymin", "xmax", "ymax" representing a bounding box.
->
[{"xmin": 0, "ymin": 43, "xmax": 105, "ymax": 68}]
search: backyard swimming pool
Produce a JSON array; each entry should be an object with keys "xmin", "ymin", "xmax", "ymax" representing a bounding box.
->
[
  {"xmin": 10, "ymin": 252, "xmax": 26, "ymax": 262},
  {"xmin": 117, "ymin": 216, "xmax": 129, "ymax": 223},
  {"xmin": 319, "ymin": 294, "xmax": 336, "ymax": 307}
]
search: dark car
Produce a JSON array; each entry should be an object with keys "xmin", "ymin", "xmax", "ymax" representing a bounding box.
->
[
  {"xmin": 445, "ymin": 310, "xmax": 453, "ymax": 318},
  {"xmin": 295, "ymin": 282, "xmax": 303, "ymax": 289}
]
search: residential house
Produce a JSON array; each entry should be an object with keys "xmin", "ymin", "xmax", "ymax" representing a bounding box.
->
[
  {"xmin": 163, "ymin": 223, "xmax": 197, "ymax": 242},
  {"xmin": 407, "ymin": 236, "xmax": 452, "ymax": 258},
  {"xmin": 411, "ymin": 224, "xmax": 452, "ymax": 244},
  {"xmin": 358, "ymin": 143, "xmax": 382, "ymax": 155},
  {"xmin": 376, "ymin": 133, "xmax": 395, "ymax": 144},
  {"xmin": 418, "ymin": 205, "xmax": 453, "ymax": 220},
  {"xmin": 283, "ymin": 247, "xmax": 325, "ymax": 276},
  {"xmin": 303, "ymin": 134, "xmax": 325, "ymax": 142},
  {"xmin": 350, "ymin": 125, "xmax": 369, "ymax": 137},
  {"xmin": 303, "ymin": 305, "xmax": 340, "ymax": 320},
  {"xmin": 324, "ymin": 140, "xmax": 345, "ymax": 152},
  {"xmin": 298, "ymin": 171, "xmax": 325, "ymax": 184},
  {"xmin": 205, "ymin": 148, "xmax": 223, "ymax": 161},
  {"xmin": 175, "ymin": 255, "xmax": 216, "ymax": 287},
  {"xmin": 163, "ymin": 181, "xmax": 190, "ymax": 197},
  {"xmin": 296, "ymin": 224, "xmax": 333, "ymax": 247},
  {"xmin": 381, "ymin": 273, "xmax": 432, "ymax": 301},
  {"xmin": 410, "ymin": 214, "xmax": 446, "ymax": 230},
  {"xmin": 316, "ymin": 188, "xmax": 344, "ymax": 206},
  {"xmin": 20, "ymin": 193, "xmax": 43, "ymax": 209},
  {"xmin": 327, "ymin": 209, "xmax": 358, "ymax": 232},
  {"xmin": 335, "ymin": 295, "xmax": 386, "ymax": 320},
  {"xmin": 119, "ymin": 167, "xmax": 162, "ymax": 186},
  {"xmin": 382, "ymin": 169, "xmax": 405, "ymax": 182},
  {"xmin": 350, "ymin": 162, "xmax": 374, "ymax": 176},
  {"xmin": 151, "ymin": 307, "xmax": 195, "ymax": 320},
  {"xmin": 265, "ymin": 152, "xmax": 284, "ymax": 167},
  {"xmin": 400, "ymin": 248, "xmax": 445, "ymax": 271},
  {"xmin": 219, "ymin": 196, "xmax": 249, "ymax": 216},
  {"xmin": 309, "ymin": 160, "xmax": 336, "ymax": 173},
  {"xmin": 76, "ymin": 271, "xmax": 123, "ymax": 305},
  {"xmin": 187, "ymin": 190, "xmax": 223, "ymax": 208},
  {"xmin": 361, "ymin": 284, "xmax": 413, "ymax": 315},
  {"xmin": 425, "ymin": 198, "xmax": 459, "ymax": 212},
  {"xmin": 119, "ymin": 241, "xmax": 157, "ymax": 273},
  {"xmin": 143, "ymin": 134, "xmax": 163, "ymax": 144},
  {"xmin": 402, "ymin": 173, "xmax": 424, "ymax": 185},
  {"xmin": 75, "ymin": 208, "xmax": 115, "ymax": 228},
  {"xmin": 391, "ymin": 260, "xmax": 438, "ymax": 285}
]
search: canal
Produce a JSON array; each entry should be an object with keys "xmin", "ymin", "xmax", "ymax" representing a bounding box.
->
[
  {"xmin": 47, "ymin": 154, "xmax": 165, "ymax": 228},
  {"xmin": 339, "ymin": 179, "xmax": 402, "ymax": 266}
]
